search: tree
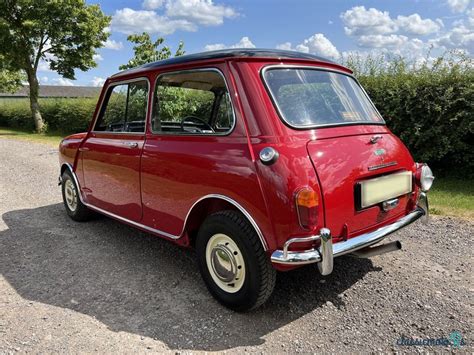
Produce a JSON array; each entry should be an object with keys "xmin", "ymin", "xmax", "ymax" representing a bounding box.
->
[
  {"xmin": 119, "ymin": 33, "xmax": 185, "ymax": 70},
  {"xmin": 120, "ymin": 33, "xmax": 187, "ymax": 123},
  {"xmin": 0, "ymin": 56, "xmax": 24, "ymax": 93},
  {"xmin": 0, "ymin": 0, "xmax": 110, "ymax": 132}
]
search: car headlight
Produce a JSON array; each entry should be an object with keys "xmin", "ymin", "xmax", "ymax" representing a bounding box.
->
[{"xmin": 419, "ymin": 164, "xmax": 434, "ymax": 192}]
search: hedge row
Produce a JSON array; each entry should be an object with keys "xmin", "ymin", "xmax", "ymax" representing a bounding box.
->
[
  {"xmin": 0, "ymin": 55, "xmax": 472, "ymax": 176},
  {"xmin": 0, "ymin": 97, "xmax": 97, "ymax": 133},
  {"xmin": 350, "ymin": 54, "xmax": 473, "ymax": 177}
]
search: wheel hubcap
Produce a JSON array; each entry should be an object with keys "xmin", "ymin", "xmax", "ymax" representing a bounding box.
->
[
  {"xmin": 206, "ymin": 233, "xmax": 245, "ymax": 293},
  {"xmin": 64, "ymin": 179, "xmax": 78, "ymax": 211}
]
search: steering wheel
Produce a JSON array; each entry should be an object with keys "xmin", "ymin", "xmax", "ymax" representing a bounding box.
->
[{"xmin": 180, "ymin": 116, "xmax": 214, "ymax": 133}]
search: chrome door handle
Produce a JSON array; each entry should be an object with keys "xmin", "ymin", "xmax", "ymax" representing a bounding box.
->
[{"xmin": 123, "ymin": 142, "xmax": 139, "ymax": 148}]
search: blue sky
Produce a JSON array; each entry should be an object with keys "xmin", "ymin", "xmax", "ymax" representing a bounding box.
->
[{"xmin": 37, "ymin": 0, "xmax": 473, "ymax": 86}]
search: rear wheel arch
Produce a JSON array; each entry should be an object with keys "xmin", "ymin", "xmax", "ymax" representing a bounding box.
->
[{"xmin": 183, "ymin": 195, "xmax": 268, "ymax": 251}]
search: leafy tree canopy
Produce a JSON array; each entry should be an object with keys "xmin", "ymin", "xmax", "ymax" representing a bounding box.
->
[
  {"xmin": 0, "ymin": 55, "xmax": 24, "ymax": 93},
  {"xmin": 0, "ymin": 69, "xmax": 24, "ymax": 93},
  {"xmin": 119, "ymin": 33, "xmax": 185, "ymax": 70},
  {"xmin": 0, "ymin": 0, "xmax": 110, "ymax": 132}
]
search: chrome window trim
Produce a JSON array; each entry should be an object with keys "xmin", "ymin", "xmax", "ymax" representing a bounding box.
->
[
  {"xmin": 260, "ymin": 64, "xmax": 386, "ymax": 129},
  {"xmin": 150, "ymin": 67, "xmax": 237, "ymax": 136},
  {"xmin": 91, "ymin": 77, "xmax": 151, "ymax": 134},
  {"xmin": 61, "ymin": 163, "xmax": 268, "ymax": 250}
]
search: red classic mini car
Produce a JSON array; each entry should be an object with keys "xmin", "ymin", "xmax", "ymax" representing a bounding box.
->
[{"xmin": 59, "ymin": 49, "xmax": 433, "ymax": 311}]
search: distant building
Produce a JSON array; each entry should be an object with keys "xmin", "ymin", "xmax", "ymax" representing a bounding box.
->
[{"xmin": 0, "ymin": 85, "xmax": 100, "ymax": 100}]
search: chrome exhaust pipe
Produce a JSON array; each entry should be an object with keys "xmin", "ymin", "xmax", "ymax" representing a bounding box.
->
[{"xmin": 350, "ymin": 240, "xmax": 402, "ymax": 258}]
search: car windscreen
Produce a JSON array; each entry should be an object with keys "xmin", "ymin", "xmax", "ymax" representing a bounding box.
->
[{"xmin": 262, "ymin": 68, "xmax": 384, "ymax": 128}]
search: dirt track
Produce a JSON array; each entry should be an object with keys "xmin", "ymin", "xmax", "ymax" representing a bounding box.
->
[{"xmin": 0, "ymin": 138, "xmax": 472, "ymax": 353}]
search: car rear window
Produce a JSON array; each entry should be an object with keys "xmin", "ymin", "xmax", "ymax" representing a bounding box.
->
[{"xmin": 262, "ymin": 67, "xmax": 384, "ymax": 128}]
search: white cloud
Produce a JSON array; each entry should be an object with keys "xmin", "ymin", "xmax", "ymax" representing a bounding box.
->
[
  {"xmin": 233, "ymin": 36, "xmax": 255, "ymax": 48},
  {"xmin": 142, "ymin": 0, "xmax": 164, "ymax": 10},
  {"xmin": 396, "ymin": 14, "xmax": 443, "ymax": 35},
  {"xmin": 432, "ymin": 24, "xmax": 474, "ymax": 53},
  {"xmin": 103, "ymin": 39, "xmax": 123, "ymax": 50},
  {"xmin": 39, "ymin": 76, "xmax": 49, "ymax": 84},
  {"xmin": 341, "ymin": 7, "xmax": 443, "ymax": 38},
  {"xmin": 341, "ymin": 6, "xmax": 397, "ymax": 36},
  {"xmin": 204, "ymin": 43, "xmax": 226, "ymax": 51},
  {"xmin": 204, "ymin": 36, "xmax": 256, "ymax": 51},
  {"xmin": 468, "ymin": 7, "xmax": 474, "ymax": 27},
  {"xmin": 111, "ymin": 8, "xmax": 195, "ymax": 35},
  {"xmin": 91, "ymin": 77, "xmax": 106, "ymax": 87},
  {"xmin": 446, "ymin": 0, "xmax": 470, "ymax": 13},
  {"xmin": 392, "ymin": 38, "xmax": 432, "ymax": 61},
  {"xmin": 37, "ymin": 61, "xmax": 52, "ymax": 72},
  {"xmin": 276, "ymin": 42, "xmax": 292, "ymax": 50},
  {"xmin": 276, "ymin": 34, "xmax": 340, "ymax": 60},
  {"xmin": 165, "ymin": 0, "xmax": 237, "ymax": 26},
  {"xmin": 357, "ymin": 34, "xmax": 409, "ymax": 48},
  {"xmin": 112, "ymin": 1, "xmax": 238, "ymax": 35},
  {"xmin": 52, "ymin": 78, "xmax": 75, "ymax": 86},
  {"xmin": 93, "ymin": 54, "xmax": 103, "ymax": 62},
  {"xmin": 273, "ymin": 5, "xmax": 467, "ymax": 68},
  {"xmin": 341, "ymin": 37, "xmax": 434, "ymax": 68},
  {"xmin": 340, "ymin": 5, "xmax": 471, "ymax": 55},
  {"xmin": 295, "ymin": 34, "xmax": 340, "ymax": 59}
]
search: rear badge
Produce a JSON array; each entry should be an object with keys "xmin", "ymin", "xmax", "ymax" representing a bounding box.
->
[
  {"xmin": 368, "ymin": 161, "xmax": 398, "ymax": 171},
  {"xmin": 374, "ymin": 148, "xmax": 386, "ymax": 156}
]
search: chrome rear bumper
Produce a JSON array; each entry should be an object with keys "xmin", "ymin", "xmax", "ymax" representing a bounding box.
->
[{"xmin": 271, "ymin": 193, "xmax": 428, "ymax": 275}]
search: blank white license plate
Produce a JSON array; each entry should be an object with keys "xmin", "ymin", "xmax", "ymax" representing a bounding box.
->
[{"xmin": 359, "ymin": 171, "xmax": 412, "ymax": 209}]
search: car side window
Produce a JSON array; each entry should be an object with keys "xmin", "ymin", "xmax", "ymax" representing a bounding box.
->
[
  {"xmin": 94, "ymin": 80, "xmax": 148, "ymax": 133},
  {"xmin": 152, "ymin": 70, "xmax": 234, "ymax": 134}
]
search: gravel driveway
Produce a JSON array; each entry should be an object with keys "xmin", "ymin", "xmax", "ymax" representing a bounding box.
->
[{"xmin": 0, "ymin": 138, "xmax": 472, "ymax": 353}]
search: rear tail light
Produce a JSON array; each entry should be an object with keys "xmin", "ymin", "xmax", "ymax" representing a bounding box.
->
[
  {"xmin": 295, "ymin": 187, "xmax": 319, "ymax": 230},
  {"xmin": 415, "ymin": 163, "xmax": 434, "ymax": 192}
]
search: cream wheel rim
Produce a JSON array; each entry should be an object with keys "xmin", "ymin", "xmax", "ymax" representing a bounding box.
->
[
  {"xmin": 205, "ymin": 233, "xmax": 245, "ymax": 293},
  {"xmin": 64, "ymin": 179, "xmax": 78, "ymax": 211}
]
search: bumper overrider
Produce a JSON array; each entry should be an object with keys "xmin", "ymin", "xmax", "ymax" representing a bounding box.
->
[{"xmin": 271, "ymin": 193, "xmax": 429, "ymax": 275}]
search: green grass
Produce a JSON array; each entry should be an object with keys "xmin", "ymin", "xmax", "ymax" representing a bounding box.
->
[
  {"xmin": 0, "ymin": 127, "xmax": 64, "ymax": 146},
  {"xmin": 429, "ymin": 177, "xmax": 473, "ymax": 219},
  {"xmin": 1, "ymin": 126, "xmax": 472, "ymax": 219}
]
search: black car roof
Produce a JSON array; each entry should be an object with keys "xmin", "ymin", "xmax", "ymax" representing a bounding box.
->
[{"xmin": 112, "ymin": 49, "xmax": 337, "ymax": 77}]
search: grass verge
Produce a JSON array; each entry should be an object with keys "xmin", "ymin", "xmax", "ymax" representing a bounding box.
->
[
  {"xmin": 429, "ymin": 177, "xmax": 473, "ymax": 219},
  {"xmin": 0, "ymin": 127, "xmax": 63, "ymax": 146}
]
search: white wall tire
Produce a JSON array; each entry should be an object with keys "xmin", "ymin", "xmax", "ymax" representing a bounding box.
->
[
  {"xmin": 64, "ymin": 178, "xmax": 78, "ymax": 212},
  {"xmin": 61, "ymin": 170, "xmax": 93, "ymax": 222},
  {"xmin": 196, "ymin": 210, "xmax": 276, "ymax": 311}
]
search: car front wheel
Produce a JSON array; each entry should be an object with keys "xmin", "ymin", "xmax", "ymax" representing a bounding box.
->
[
  {"xmin": 61, "ymin": 169, "xmax": 93, "ymax": 222},
  {"xmin": 196, "ymin": 210, "xmax": 276, "ymax": 311}
]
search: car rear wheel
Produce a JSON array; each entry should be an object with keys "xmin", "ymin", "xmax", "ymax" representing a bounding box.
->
[
  {"xmin": 196, "ymin": 210, "xmax": 276, "ymax": 311},
  {"xmin": 61, "ymin": 169, "xmax": 93, "ymax": 222}
]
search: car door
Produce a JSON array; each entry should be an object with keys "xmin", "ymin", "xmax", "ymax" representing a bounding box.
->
[
  {"xmin": 81, "ymin": 79, "xmax": 149, "ymax": 222},
  {"xmin": 140, "ymin": 67, "xmax": 265, "ymax": 237}
]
